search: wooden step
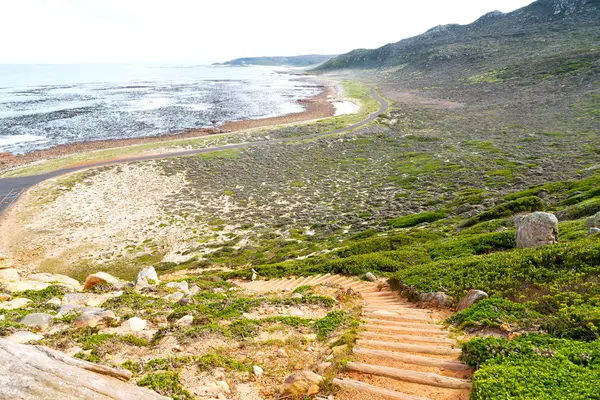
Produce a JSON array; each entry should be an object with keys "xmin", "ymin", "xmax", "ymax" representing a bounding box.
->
[
  {"xmin": 291, "ymin": 275, "xmax": 313, "ymax": 290},
  {"xmin": 360, "ymin": 331, "xmax": 456, "ymax": 345},
  {"xmin": 357, "ymin": 340, "xmax": 461, "ymax": 356},
  {"xmin": 362, "ymin": 311, "xmax": 440, "ymax": 323},
  {"xmin": 362, "ymin": 318, "xmax": 443, "ymax": 330},
  {"xmin": 333, "ymin": 377, "xmax": 430, "ymax": 400},
  {"xmin": 308, "ymin": 273, "xmax": 332, "ymax": 286},
  {"xmin": 353, "ymin": 348, "xmax": 469, "ymax": 371},
  {"xmin": 346, "ymin": 362, "xmax": 472, "ymax": 389},
  {"xmin": 363, "ymin": 324, "xmax": 449, "ymax": 336}
]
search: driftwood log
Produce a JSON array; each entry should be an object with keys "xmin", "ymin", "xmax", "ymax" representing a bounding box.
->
[{"xmin": 0, "ymin": 338, "xmax": 169, "ymax": 399}]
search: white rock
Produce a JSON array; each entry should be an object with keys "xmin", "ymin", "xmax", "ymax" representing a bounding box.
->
[
  {"xmin": 365, "ymin": 272, "xmax": 377, "ymax": 282},
  {"xmin": 135, "ymin": 267, "xmax": 159, "ymax": 287},
  {"xmin": 166, "ymin": 281, "xmax": 189, "ymax": 293},
  {"xmin": 0, "ymin": 268, "xmax": 19, "ymax": 283},
  {"xmin": 0, "ymin": 253, "xmax": 12, "ymax": 269},
  {"xmin": 515, "ymin": 212, "xmax": 558, "ymax": 248},
  {"xmin": 5, "ymin": 331, "xmax": 43, "ymax": 344},
  {"xmin": 253, "ymin": 365, "xmax": 264, "ymax": 376},
  {"xmin": 3, "ymin": 280, "xmax": 50, "ymax": 292},
  {"xmin": 20, "ymin": 313, "xmax": 54, "ymax": 332},
  {"xmin": 124, "ymin": 317, "xmax": 147, "ymax": 332},
  {"xmin": 165, "ymin": 292, "xmax": 185, "ymax": 303},
  {"xmin": 75, "ymin": 312, "xmax": 103, "ymax": 329},
  {"xmin": 62, "ymin": 293, "xmax": 88, "ymax": 306},
  {"xmin": 176, "ymin": 315, "xmax": 194, "ymax": 326},
  {"xmin": 28, "ymin": 273, "xmax": 82, "ymax": 291},
  {"xmin": 0, "ymin": 298, "xmax": 32, "ymax": 310},
  {"xmin": 46, "ymin": 297, "xmax": 62, "ymax": 307}
]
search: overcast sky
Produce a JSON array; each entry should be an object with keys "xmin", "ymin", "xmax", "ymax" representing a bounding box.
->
[{"xmin": 1, "ymin": 0, "xmax": 535, "ymax": 64}]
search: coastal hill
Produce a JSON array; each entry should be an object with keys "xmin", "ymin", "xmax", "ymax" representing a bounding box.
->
[
  {"xmin": 316, "ymin": 0, "xmax": 600, "ymax": 72},
  {"xmin": 215, "ymin": 54, "xmax": 336, "ymax": 67}
]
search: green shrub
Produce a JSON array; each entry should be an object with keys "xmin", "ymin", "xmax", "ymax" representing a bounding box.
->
[
  {"xmin": 315, "ymin": 311, "xmax": 355, "ymax": 341},
  {"xmin": 137, "ymin": 372, "xmax": 193, "ymax": 400},
  {"xmin": 393, "ymin": 238, "xmax": 600, "ymax": 300},
  {"xmin": 543, "ymin": 304, "xmax": 600, "ymax": 341},
  {"xmin": 463, "ymin": 196, "xmax": 545, "ymax": 227},
  {"xmin": 463, "ymin": 335, "xmax": 600, "ymax": 399},
  {"xmin": 388, "ymin": 211, "xmax": 446, "ymax": 228},
  {"xmin": 449, "ymin": 298, "xmax": 541, "ymax": 329},
  {"xmin": 556, "ymin": 198, "xmax": 600, "ymax": 221},
  {"xmin": 427, "ymin": 231, "xmax": 516, "ymax": 260}
]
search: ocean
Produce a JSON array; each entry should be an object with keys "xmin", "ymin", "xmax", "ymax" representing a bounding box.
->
[{"xmin": 0, "ymin": 64, "xmax": 322, "ymax": 154}]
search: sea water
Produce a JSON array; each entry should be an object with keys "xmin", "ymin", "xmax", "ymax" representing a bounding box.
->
[{"xmin": 0, "ymin": 64, "xmax": 322, "ymax": 154}]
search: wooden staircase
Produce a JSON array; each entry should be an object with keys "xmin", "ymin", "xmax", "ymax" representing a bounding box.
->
[{"xmin": 233, "ymin": 274, "xmax": 472, "ymax": 400}]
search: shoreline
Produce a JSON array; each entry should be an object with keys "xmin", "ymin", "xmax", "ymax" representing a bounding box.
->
[{"xmin": 0, "ymin": 80, "xmax": 335, "ymax": 173}]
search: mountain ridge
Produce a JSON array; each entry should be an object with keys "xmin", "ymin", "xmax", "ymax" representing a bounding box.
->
[{"xmin": 316, "ymin": 0, "xmax": 600, "ymax": 71}]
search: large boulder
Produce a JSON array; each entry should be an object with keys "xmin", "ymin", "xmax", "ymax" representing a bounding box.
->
[
  {"xmin": 5, "ymin": 331, "xmax": 43, "ymax": 344},
  {"xmin": 279, "ymin": 371, "xmax": 323, "ymax": 397},
  {"xmin": 456, "ymin": 290, "xmax": 489, "ymax": 312},
  {"xmin": 515, "ymin": 212, "xmax": 558, "ymax": 248},
  {"xmin": 83, "ymin": 272, "xmax": 125, "ymax": 291},
  {"xmin": 134, "ymin": 266, "xmax": 159, "ymax": 287},
  {"xmin": 419, "ymin": 292, "xmax": 454, "ymax": 308},
  {"xmin": 0, "ymin": 338, "xmax": 169, "ymax": 399},
  {"xmin": 0, "ymin": 297, "xmax": 31, "ymax": 310}
]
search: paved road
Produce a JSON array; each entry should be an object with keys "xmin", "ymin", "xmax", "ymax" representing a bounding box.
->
[{"xmin": 0, "ymin": 87, "xmax": 388, "ymax": 217}]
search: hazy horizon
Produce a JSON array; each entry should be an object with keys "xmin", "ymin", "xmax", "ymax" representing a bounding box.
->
[{"xmin": 2, "ymin": 0, "xmax": 534, "ymax": 65}]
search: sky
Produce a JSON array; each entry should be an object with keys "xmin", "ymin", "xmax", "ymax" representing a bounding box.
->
[{"xmin": 0, "ymin": 0, "xmax": 535, "ymax": 64}]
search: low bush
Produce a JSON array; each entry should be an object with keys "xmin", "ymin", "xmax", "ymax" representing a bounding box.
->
[
  {"xmin": 463, "ymin": 335, "xmax": 600, "ymax": 399},
  {"xmin": 388, "ymin": 211, "xmax": 446, "ymax": 228},
  {"xmin": 448, "ymin": 298, "xmax": 541, "ymax": 329},
  {"xmin": 462, "ymin": 196, "xmax": 545, "ymax": 227}
]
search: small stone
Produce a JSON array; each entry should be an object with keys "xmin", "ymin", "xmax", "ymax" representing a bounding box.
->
[
  {"xmin": 280, "ymin": 371, "xmax": 323, "ymax": 397},
  {"xmin": 253, "ymin": 365, "xmax": 264, "ymax": 376},
  {"xmin": 75, "ymin": 312, "xmax": 103, "ymax": 329},
  {"xmin": 318, "ymin": 362, "xmax": 332, "ymax": 373},
  {"xmin": 212, "ymin": 287, "xmax": 226, "ymax": 294},
  {"xmin": 588, "ymin": 227, "xmax": 600, "ymax": 235},
  {"xmin": 97, "ymin": 310, "xmax": 118, "ymax": 324},
  {"xmin": 46, "ymin": 297, "xmax": 61, "ymax": 307},
  {"xmin": 291, "ymin": 293, "xmax": 303, "ymax": 299},
  {"xmin": 0, "ymin": 253, "xmax": 12, "ymax": 269},
  {"xmin": 500, "ymin": 323, "xmax": 512, "ymax": 332},
  {"xmin": 456, "ymin": 290, "xmax": 488, "ymax": 312},
  {"xmin": 0, "ymin": 293, "xmax": 12, "ymax": 302},
  {"xmin": 177, "ymin": 297, "xmax": 193, "ymax": 306},
  {"xmin": 20, "ymin": 313, "xmax": 54, "ymax": 332},
  {"xmin": 135, "ymin": 266, "xmax": 159, "ymax": 287},
  {"xmin": 307, "ymin": 346, "xmax": 315, "ymax": 352},
  {"xmin": 515, "ymin": 212, "xmax": 558, "ymax": 248},
  {"xmin": 0, "ymin": 297, "xmax": 31, "ymax": 310},
  {"xmin": 166, "ymin": 281, "xmax": 189, "ymax": 293},
  {"xmin": 188, "ymin": 283, "xmax": 200, "ymax": 296},
  {"xmin": 5, "ymin": 331, "xmax": 43, "ymax": 344},
  {"xmin": 165, "ymin": 292, "xmax": 185, "ymax": 303},
  {"xmin": 62, "ymin": 293, "xmax": 88, "ymax": 306},
  {"xmin": 173, "ymin": 344, "xmax": 183, "ymax": 352},
  {"xmin": 176, "ymin": 315, "xmax": 194, "ymax": 326},
  {"xmin": 83, "ymin": 272, "xmax": 125, "ymax": 291},
  {"xmin": 365, "ymin": 272, "xmax": 377, "ymax": 282},
  {"xmin": 276, "ymin": 348, "xmax": 288, "ymax": 358},
  {"xmin": 124, "ymin": 317, "xmax": 147, "ymax": 332},
  {"xmin": 251, "ymin": 269, "xmax": 258, "ymax": 281}
]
